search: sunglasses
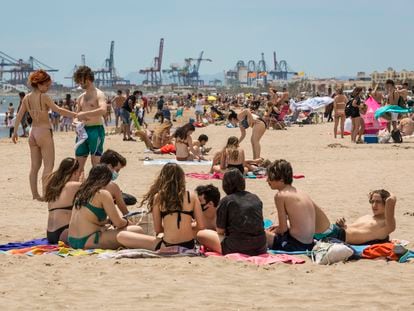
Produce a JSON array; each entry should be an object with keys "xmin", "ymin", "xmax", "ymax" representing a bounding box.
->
[{"xmin": 369, "ymin": 199, "xmax": 383, "ymax": 204}]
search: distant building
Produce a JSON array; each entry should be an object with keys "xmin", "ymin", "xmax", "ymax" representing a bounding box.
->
[{"xmin": 371, "ymin": 68, "xmax": 414, "ymax": 83}]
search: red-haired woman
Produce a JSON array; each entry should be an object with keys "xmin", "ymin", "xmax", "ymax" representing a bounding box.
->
[{"xmin": 12, "ymin": 70, "xmax": 76, "ymax": 201}]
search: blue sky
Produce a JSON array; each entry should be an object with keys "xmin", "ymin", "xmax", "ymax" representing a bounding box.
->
[{"xmin": 1, "ymin": 0, "xmax": 412, "ymax": 85}]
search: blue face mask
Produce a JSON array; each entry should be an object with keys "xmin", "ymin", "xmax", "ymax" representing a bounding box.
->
[{"xmin": 111, "ymin": 171, "xmax": 119, "ymax": 181}]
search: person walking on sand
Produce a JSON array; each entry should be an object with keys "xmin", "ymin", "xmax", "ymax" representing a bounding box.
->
[
  {"xmin": 333, "ymin": 88, "xmax": 347, "ymax": 138},
  {"xmin": 12, "ymin": 70, "xmax": 76, "ymax": 201},
  {"xmin": 73, "ymin": 66, "xmax": 107, "ymax": 173}
]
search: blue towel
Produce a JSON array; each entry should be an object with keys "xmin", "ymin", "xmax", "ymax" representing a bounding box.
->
[
  {"xmin": 399, "ymin": 250, "xmax": 414, "ymax": 263},
  {"xmin": 0, "ymin": 238, "xmax": 49, "ymax": 251},
  {"xmin": 374, "ymin": 105, "xmax": 413, "ymax": 119}
]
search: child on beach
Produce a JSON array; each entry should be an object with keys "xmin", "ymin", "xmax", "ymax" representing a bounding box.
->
[
  {"xmin": 220, "ymin": 136, "xmax": 245, "ymax": 174},
  {"xmin": 197, "ymin": 169, "xmax": 267, "ymax": 255},
  {"xmin": 266, "ymin": 159, "xmax": 315, "ymax": 252},
  {"xmin": 315, "ymin": 190, "xmax": 396, "ymax": 245},
  {"xmin": 117, "ymin": 163, "xmax": 206, "ymax": 250},
  {"xmin": 193, "ymin": 134, "xmax": 210, "ymax": 160}
]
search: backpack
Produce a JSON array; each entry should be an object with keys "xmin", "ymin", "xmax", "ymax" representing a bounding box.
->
[
  {"xmin": 391, "ymin": 129, "xmax": 403, "ymax": 143},
  {"xmin": 345, "ymin": 100, "xmax": 353, "ymax": 118}
]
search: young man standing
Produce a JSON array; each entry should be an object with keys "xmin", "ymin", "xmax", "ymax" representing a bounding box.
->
[
  {"xmin": 73, "ymin": 66, "xmax": 107, "ymax": 172},
  {"xmin": 111, "ymin": 90, "xmax": 125, "ymax": 128},
  {"xmin": 385, "ymin": 79, "xmax": 401, "ymax": 131},
  {"xmin": 194, "ymin": 93, "xmax": 204, "ymax": 123},
  {"xmin": 266, "ymin": 159, "xmax": 315, "ymax": 252}
]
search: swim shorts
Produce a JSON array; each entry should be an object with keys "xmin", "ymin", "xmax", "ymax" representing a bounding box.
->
[
  {"xmin": 75, "ymin": 125, "xmax": 105, "ymax": 157},
  {"xmin": 120, "ymin": 108, "xmax": 131, "ymax": 125},
  {"xmin": 314, "ymin": 224, "xmax": 346, "ymax": 241},
  {"xmin": 271, "ymin": 231, "xmax": 314, "ymax": 252},
  {"xmin": 114, "ymin": 107, "xmax": 121, "ymax": 117}
]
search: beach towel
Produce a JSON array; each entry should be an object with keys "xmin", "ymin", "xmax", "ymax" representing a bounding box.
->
[
  {"xmin": 185, "ymin": 173, "xmax": 304, "ymax": 180},
  {"xmin": 0, "ymin": 238, "xmax": 49, "ymax": 251},
  {"xmin": 204, "ymin": 252, "xmax": 305, "ymax": 265},
  {"xmin": 374, "ymin": 105, "xmax": 413, "ymax": 119},
  {"xmin": 97, "ymin": 247, "xmax": 201, "ymax": 259},
  {"xmin": 143, "ymin": 159, "xmax": 212, "ymax": 166},
  {"xmin": 289, "ymin": 97, "xmax": 334, "ymax": 112}
]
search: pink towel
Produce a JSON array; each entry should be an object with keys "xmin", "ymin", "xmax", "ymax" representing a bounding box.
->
[{"xmin": 204, "ymin": 251, "xmax": 305, "ymax": 265}]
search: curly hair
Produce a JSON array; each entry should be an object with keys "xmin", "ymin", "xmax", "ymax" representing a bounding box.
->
[
  {"xmin": 74, "ymin": 164, "xmax": 112, "ymax": 209},
  {"xmin": 73, "ymin": 66, "xmax": 95, "ymax": 83},
  {"xmin": 44, "ymin": 158, "xmax": 79, "ymax": 202},
  {"xmin": 369, "ymin": 189, "xmax": 391, "ymax": 204},
  {"xmin": 140, "ymin": 163, "xmax": 186, "ymax": 213},
  {"xmin": 267, "ymin": 159, "xmax": 293, "ymax": 185},
  {"xmin": 28, "ymin": 70, "xmax": 51, "ymax": 88}
]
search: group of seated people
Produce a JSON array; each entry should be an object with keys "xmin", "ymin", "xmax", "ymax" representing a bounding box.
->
[
  {"xmin": 134, "ymin": 120, "xmax": 211, "ymax": 161},
  {"xmin": 45, "ymin": 151, "xmax": 397, "ymax": 255}
]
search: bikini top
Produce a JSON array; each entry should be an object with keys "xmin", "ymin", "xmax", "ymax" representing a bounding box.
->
[
  {"xmin": 49, "ymin": 205, "xmax": 73, "ymax": 212},
  {"xmin": 26, "ymin": 94, "xmax": 47, "ymax": 122},
  {"xmin": 160, "ymin": 191, "xmax": 193, "ymax": 229},
  {"xmin": 76, "ymin": 201, "xmax": 107, "ymax": 222}
]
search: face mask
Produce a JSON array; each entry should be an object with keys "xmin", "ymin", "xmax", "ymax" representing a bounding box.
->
[{"xmin": 111, "ymin": 171, "xmax": 119, "ymax": 181}]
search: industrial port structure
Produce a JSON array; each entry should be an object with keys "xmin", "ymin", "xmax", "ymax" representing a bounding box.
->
[{"xmin": 1, "ymin": 40, "xmax": 297, "ymax": 89}]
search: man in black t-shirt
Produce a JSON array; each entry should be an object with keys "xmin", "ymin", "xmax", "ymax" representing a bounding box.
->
[{"xmin": 120, "ymin": 92, "xmax": 137, "ymax": 141}]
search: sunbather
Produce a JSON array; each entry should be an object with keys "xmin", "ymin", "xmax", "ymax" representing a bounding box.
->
[
  {"xmin": 117, "ymin": 163, "xmax": 206, "ymax": 250},
  {"xmin": 197, "ymin": 169, "xmax": 267, "ymax": 255},
  {"xmin": 266, "ymin": 159, "xmax": 315, "ymax": 252},
  {"xmin": 68, "ymin": 164, "xmax": 142, "ymax": 249},
  {"xmin": 44, "ymin": 157, "xmax": 82, "ymax": 244},
  {"xmin": 315, "ymin": 190, "xmax": 396, "ymax": 245},
  {"xmin": 195, "ymin": 184, "xmax": 221, "ymax": 230}
]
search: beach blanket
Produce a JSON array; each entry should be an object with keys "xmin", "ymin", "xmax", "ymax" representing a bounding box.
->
[
  {"xmin": 204, "ymin": 252, "xmax": 305, "ymax": 265},
  {"xmin": 144, "ymin": 159, "xmax": 212, "ymax": 166},
  {"xmin": 185, "ymin": 173, "xmax": 304, "ymax": 180},
  {"xmin": 97, "ymin": 247, "xmax": 201, "ymax": 259},
  {"xmin": 290, "ymin": 97, "xmax": 334, "ymax": 112},
  {"xmin": 374, "ymin": 105, "xmax": 413, "ymax": 119},
  {"xmin": 0, "ymin": 238, "xmax": 49, "ymax": 251}
]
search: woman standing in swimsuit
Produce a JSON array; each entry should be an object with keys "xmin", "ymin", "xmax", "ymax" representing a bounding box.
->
[
  {"xmin": 44, "ymin": 158, "xmax": 82, "ymax": 244},
  {"xmin": 349, "ymin": 87, "xmax": 363, "ymax": 143},
  {"xmin": 174, "ymin": 123, "xmax": 200, "ymax": 161},
  {"xmin": 333, "ymin": 88, "xmax": 347, "ymax": 138},
  {"xmin": 12, "ymin": 70, "xmax": 76, "ymax": 201},
  {"xmin": 68, "ymin": 164, "xmax": 143, "ymax": 249},
  {"xmin": 117, "ymin": 163, "xmax": 207, "ymax": 250},
  {"xmin": 237, "ymin": 102, "xmax": 267, "ymax": 159}
]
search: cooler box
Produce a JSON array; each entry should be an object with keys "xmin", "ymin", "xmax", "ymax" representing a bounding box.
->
[{"xmin": 364, "ymin": 134, "xmax": 378, "ymax": 144}]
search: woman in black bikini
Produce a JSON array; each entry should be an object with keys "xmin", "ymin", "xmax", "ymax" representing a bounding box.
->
[
  {"xmin": 44, "ymin": 158, "xmax": 82, "ymax": 244},
  {"xmin": 117, "ymin": 163, "xmax": 207, "ymax": 250},
  {"xmin": 220, "ymin": 136, "xmax": 245, "ymax": 174}
]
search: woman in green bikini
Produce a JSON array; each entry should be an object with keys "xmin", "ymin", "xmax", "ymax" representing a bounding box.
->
[{"xmin": 68, "ymin": 164, "xmax": 143, "ymax": 249}]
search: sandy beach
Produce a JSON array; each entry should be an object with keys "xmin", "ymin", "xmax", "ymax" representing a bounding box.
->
[{"xmin": 1, "ymin": 120, "xmax": 414, "ymax": 310}]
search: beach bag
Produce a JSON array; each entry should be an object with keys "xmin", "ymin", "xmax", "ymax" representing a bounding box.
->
[
  {"xmin": 345, "ymin": 100, "xmax": 353, "ymax": 118},
  {"xmin": 391, "ymin": 129, "xmax": 403, "ymax": 143},
  {"xmin": 311, "ymin": 241, "xmax": 353, "ymax": 265}
]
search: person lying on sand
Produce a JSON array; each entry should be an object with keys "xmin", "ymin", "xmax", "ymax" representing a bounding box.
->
[
  {"xmin": 195, "ymin": 184, "xmax": 221, "ymax": 230},
  {"xmin": 315, "ymin": 190, "xmax": 396, "ymax": 245},
  {"xmin": 265, "ymin": 159, "xmax": 315, "ymax": 252}
]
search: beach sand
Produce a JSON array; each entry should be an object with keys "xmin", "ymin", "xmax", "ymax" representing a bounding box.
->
[{"xmin": 1, "ymin": 119, "xmax": 414, "ymax": 310}]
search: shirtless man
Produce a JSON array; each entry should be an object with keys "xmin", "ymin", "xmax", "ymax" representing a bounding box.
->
[
  {"xmin": 73, "ymin": 66, "xmax": 107, "ymax": 172},
  {"xmin": 315, "ymin": 190, "xmax": 396, "ymax": 245},
  {"xmin": 369, "ymin": 83, "xmax": 384, "ymax": 104},
  {"xmin": 193, "ymin": 134, "xmax": 209, "ymax": 160},
  {"xmin": 195, "ymin": 184, "xmax": 221, "ymax": 230},
  {"xmin": 266, "ymin": 159, "xmax": 315, "ymax": 251},
  {"xmin": 385, "ymin": 79, "xmax": 401, "ymax": 131},
  {"xmin": 111, "ymin": 90, "xmax": 125, "ymax": 128},
  {"xmin": 397, "ymin": 82, "xmax": 409, "ymax": 102}
]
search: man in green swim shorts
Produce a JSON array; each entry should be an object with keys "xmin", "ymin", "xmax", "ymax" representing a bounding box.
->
[{"xmin": 73, "ymin": 66, "xmax": 107, "ymax": 172}]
